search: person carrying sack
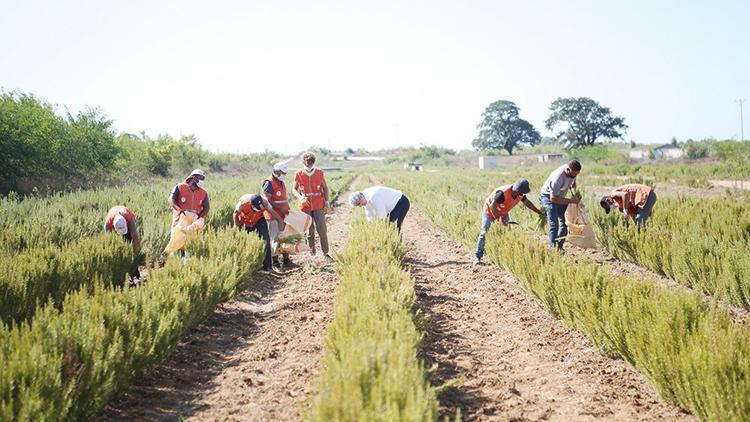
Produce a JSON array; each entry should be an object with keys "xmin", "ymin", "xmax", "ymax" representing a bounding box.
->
[
  {"xmin": 293, "ymin": 152, "xmax": 332, "ymax": 261},
  {"xmin": 167, "ymin": 169, "xmax": 209, "ymax": 261},
  {"xmin": 600, "ymin": 183, "xmax": 657, "ymax": 227},
  {"xmin": 540, "ymin": 160, "xmax": 582, "ymax": 250},
  {"xmin": 263, "ymin": 162, "xmax": 291, "ymax": 267},
  {"xmin": 234, "ymin": 194, "xmax": 284, "ymax": 272},
  {"xmin": 473, "ymin": 179, "xmax": 542, "ymax": 265}
]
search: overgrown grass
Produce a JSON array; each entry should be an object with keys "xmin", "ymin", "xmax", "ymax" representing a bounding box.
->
[{"xmin": 308, "ymin": 219, "xmax": 438, "ymax": 421}]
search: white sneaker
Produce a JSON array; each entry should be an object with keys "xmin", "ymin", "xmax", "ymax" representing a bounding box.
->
[{"xmin": 472, "ymin": 257, "xmax": 480, "ymax": 266}]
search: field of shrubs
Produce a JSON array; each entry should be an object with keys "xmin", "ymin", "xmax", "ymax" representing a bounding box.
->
[
  {"xmin": 378, "ymin": 168, "xmax": 750, "ymax": 420},
  {"xmin": 0, "ymin": 173, "xmax": 352, "ymax": 420}
]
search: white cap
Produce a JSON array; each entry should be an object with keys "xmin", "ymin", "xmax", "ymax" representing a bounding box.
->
[
  {"xmin": 113, "ymin": 215, "xmax": 128, "ymax": 235},
  {"xmin": 189, "ymin": 169, "xmax": 205, "ymax": 178},
  {"xmin": 273, "ymin": 162, "xmax": 288, "ymax": 174}
]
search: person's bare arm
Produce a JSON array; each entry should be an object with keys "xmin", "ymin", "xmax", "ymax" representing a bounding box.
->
[
  {"xmin": 522, "ymin": 198, "xmax": 542, "ymax": 214},
  {"xmin": 169, "ymin": 196, "xmax": 181, "ymax": 213},
  {"xmin": 550, "ymin": 193, "xmax": 580, "ymax": 205},
  {"xmin": 232, "ymin": 211, "xmax": 242, "ymax": 228},
  {"xmin": 199, "ymin": 197, "xmax": 210, "ymax": 219},
  {"xmin": 611, "ymin": 190, "xmax": 629, "ymax": 211}
]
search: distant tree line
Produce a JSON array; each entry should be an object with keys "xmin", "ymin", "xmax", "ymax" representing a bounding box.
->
[
  {"xmin": 0, "ymin": 91, "xmax": 279, "ymax": 194},
  {"xmin": 472, "ymin": 97, "xmax": 628, "ymax": 155}
]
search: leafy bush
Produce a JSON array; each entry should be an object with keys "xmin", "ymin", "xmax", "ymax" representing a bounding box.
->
[{"xmin": 308, "ymin": 219, "xmax": 438, "ymax": 421}]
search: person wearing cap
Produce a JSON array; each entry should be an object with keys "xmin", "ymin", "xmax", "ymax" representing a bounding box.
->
[
  {"xmin": 599, "ymin": 183, "xmax": 656, "ymax": 227},
  {"xmin": 104, "ymin": 205, "xmax": 141, "ymax": 280},
  {"xmin": 348, "ymin": 186, "xmax": 410, "ymax": 232},
  {"xmin": 234, "ymin": 194, "xmax": 284, "ymax": 272},
  {"xmin": 293, "ymin": 152, "xmax": 332, "ymax": 260},
  {"xmin": 540, "ymin": 160, "xmax": 582, "ymax": 250},
  {"xmin": 263, "ymin": 162, "xmax": 291, "ymax": 266},
  {"xmin": 473, "ymin": 179, "xmax": 542, "ymax": 265},
  {"xmin": 169, "ymin": 169, "xmax": 210, "ymax": 258}
]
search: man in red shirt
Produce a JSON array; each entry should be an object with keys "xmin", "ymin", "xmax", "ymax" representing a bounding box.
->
[
  {"xmin": 234, "ymin": 194, "xmax": 284, "ymax": 272},
  {"xmin": 169, "ymin": 169, "xmax": 210, "ymax": 259},
  {"xmin": 474, "ymin": 178, "xmax": 542, "ymax": 265},
  {"xmin": 293, "ymin": 152, "xmax": 332, "ymax": 261},
  {"xmin": 600, "ymin": 183, "xmax": 657, "ymax": 227}
]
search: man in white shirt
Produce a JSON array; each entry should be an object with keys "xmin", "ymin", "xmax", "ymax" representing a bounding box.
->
[{"xmin": 349, "ymin": 186, "xmax": 410, "ymax": 232}]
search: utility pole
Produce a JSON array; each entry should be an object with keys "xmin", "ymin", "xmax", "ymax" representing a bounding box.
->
[{"xmin": 737, "ymin": 99, "xmax": 746, "ymax": 141}]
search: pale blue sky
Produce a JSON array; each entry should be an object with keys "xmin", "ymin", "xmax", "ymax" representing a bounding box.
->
[{"xmin": 1, "ymin": 0, "xmax": 748, "ymax": 154}]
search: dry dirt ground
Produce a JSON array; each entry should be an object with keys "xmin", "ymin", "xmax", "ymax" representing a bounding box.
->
[
  {"xmin": 99, "ymin": 199, "xmax": 353, "ymax": 421},
  {"xmin": 403, "ymin": 209, "xmax": 693, "ymax": 421}
]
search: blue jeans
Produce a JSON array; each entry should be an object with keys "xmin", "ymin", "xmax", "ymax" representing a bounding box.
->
[
  {"xmin": 634, "ymin": 190, "xmax": 657, "ymax": 227},
  {"xmin": 475, "ymin": 212, "xmax": 509, "ymax": 260},
  {"xmin": 540, "ymin": 195, "xmax": 568, "ymax": 249}
]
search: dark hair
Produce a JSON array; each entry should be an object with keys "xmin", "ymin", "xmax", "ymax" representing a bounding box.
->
[
  {"xmin": 568, "ymin": 159, "xmax": 582, "ymax": 172},
  {"xmin": 599, "ymin": 196, "xmax": 611, "ymax": 214}
]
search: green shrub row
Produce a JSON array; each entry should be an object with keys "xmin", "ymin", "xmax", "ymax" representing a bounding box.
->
[
  {"xmin": 0, "ymin": 228, "xmax": 264, "ymax": 421},
  {"xmin": 0, "ymin": 234, "xmax": 135, "ymax": 325},
  {"xmin": 308, "ymin": 219, "xmax": 438, "ymax": 421}
]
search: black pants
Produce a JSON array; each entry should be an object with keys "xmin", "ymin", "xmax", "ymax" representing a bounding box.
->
[
  {"xmin": 388, "ymin": 194, "xmax": 410, "ymax": 232},
  {"xmin": 246, "ymin": 219, "xmax": 272, "ymax": 270}
]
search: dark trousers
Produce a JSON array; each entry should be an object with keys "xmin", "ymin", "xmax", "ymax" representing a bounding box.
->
[
  {"xmin": 246, "ymin": 219, "xmax": 273, "ymax": 270},
  {"xmin": 388, "ymin": 194, "xmax": 410, "ymax": 232}
]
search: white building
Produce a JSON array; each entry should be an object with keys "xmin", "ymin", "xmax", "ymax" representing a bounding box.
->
[
  {"xmin": 629, "ymin": 150, "xmax": 648, "ymax": 160},
  {"xmin": 537, "ymin": 153, "xmax": 565, "ymax": 163},
  {"xmin": 478, "ymin": 156, "xmax": 501, "ymax": 170},
  {"xmin": 652, "ymin": 144, "xmax": 684, "ymax": 160}
]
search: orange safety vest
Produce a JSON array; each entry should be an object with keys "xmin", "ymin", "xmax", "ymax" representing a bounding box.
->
[
  {"xmin": 612, "ymin": 184, "xmax": 651, "ymax": 215},
  {"xmin": 294, "ymin": 168, "xmax": 326, "ymax": 211},
  {"xmin": 104, "ymin": 206, "xmax": 136, "ymax": 231},
  {"xmin": 263, "ymin": 176, "xmax": 289, "ymax": 221},
  {"xmin": 483, "ymin": 185, "xmax": 523, "ymax": 220},
  {"xmin": 236, "ymin": 194, "xmax": 266, "ymax": 227},
  {"xmin": 172, "ymin": 183, "xmax": 208, "ymax": 225}
]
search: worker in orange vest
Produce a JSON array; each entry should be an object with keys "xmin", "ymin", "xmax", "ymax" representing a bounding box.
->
[
  {"xmin": 473, "ymin": 178, "xmax": 542, "ymax": 265},
  {"xmin": 599, "ymin": 183, "xmax": 657, "ymax": 227},
  {"xmin": 103, "ymin": 205, "xmax": 141, "ymax": 280},
  {"xmin": 262, "ymin": 163, "xmax": 291, "ymax": 267},
  {"xmin": 234, "ymin": 194, "xmax": 284, "ymax": 272},
  {"xmin": 169, "ymin": 169, "xmax": 210, "ymax": 259},
  {"xmin": 293, "ymin": 152, "xmax": 332, "ymax": 261}
]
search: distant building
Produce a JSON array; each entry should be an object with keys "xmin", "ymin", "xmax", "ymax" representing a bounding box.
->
[
  {"xmin": 404, "ymin": 162, "xmax": 424, "ymax": 171},
  {"xmin": 538, "ymin": 153, "xmax": 565, "ymax": 163},
  {"xmin": 629, "ymin": 150, "xmax": 648, "ymax": 160},
  {"xmin": 478, "ymin": 156, "xmax": 501, "ymax": 170},
  {"xmin": 652, "ymin": 144, "xmax": 684, "ymax": 160}
]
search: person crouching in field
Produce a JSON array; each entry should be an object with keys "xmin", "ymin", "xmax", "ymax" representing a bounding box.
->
[
  {"xmin": 540, "ymin": 160, "xmax": 582, "ymax": 250},
  {"xmin": 169, "ymin": 169, "xmax": 210, "ymax": 260},
  {"xmin": 294, "ymin": 152, "xmax": 332, "ymax": 261},
  {"xmin": 473, "ymin": 179, "xmax": 542, "ymax": 265},
  {"xmin": 104, "ymin": 205, "xmax": 141, "ymax": 280},
  {"xmin": 263, "ymin": 162, "xmax": 291, "ymax": 268},
  {"xmin": 349, "ymin": 186, "xmax": 410, "ymax": 232},
  {"xmin": 234, "ymin": 194, "xmax": 285, "ymax": 272},
  {"xmin": 599, "ymin": 183, "xmax": 657, "ymax": 227}
]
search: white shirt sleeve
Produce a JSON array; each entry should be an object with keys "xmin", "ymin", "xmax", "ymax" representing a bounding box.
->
[{"xmin": 364, "ymin": 203, "xmax": 377, "ymax": 221}]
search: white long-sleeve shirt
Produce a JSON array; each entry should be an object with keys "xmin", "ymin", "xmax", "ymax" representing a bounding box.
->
[{"xmin": 361, "ymin": 186, "xmax": 403, "ymax": 221}]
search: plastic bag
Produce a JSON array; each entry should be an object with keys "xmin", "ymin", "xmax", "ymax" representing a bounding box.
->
[
  {"xmin": 164, "ymin": 213, "xmax": 205, "ymax": 253},
  {"xmin": 275, "ymin": 211, "xmax": 312, "ymax": 255},
  {"xmin": 564, "ymin": 203, "xmax": 597, "ymax": 249}
]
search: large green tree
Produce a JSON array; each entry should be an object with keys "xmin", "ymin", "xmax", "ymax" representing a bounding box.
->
[
  {"xmin": 472, "ymin": 100, "xmax": 540, "ymax": 155},
  {"xmin": 545, "ymin": 97, "xmax": 628, "ymax": 148}
]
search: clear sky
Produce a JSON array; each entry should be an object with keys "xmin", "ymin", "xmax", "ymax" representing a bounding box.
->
[{"xmin": 1, "ymin": 0, "xmax": 748, "ymax": 154}]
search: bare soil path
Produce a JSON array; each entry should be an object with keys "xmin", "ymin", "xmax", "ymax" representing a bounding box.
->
[
  {"xmin": 99, "ymin": 195, "xmax": 354, "ymax": 421},
  {"xmin": 403, "ymin": 209, "xmax": 693, "ymax": 421}
]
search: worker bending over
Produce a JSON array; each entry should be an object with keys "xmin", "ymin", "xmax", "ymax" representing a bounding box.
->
[
  {"xmin": 349, "ymin": 185, "xmax": 410, "ymax": 232},
  {"xmin": 600, "ymin": 183, "xmax": 657, "ymax": 227},
  {"xmin": 234, "ymin": 194, "xmax": 284, "ymax": 272}
]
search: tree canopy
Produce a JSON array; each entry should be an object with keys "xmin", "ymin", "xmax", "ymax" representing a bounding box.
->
[
  {"xmin": 472, "ymin": 100, "xmax": 540, "ymax": 155},
  {"xmin": 545, "ymin": 97, "xmax": 628, "ymax": 148}
]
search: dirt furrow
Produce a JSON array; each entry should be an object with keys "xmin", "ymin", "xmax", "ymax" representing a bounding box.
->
[
  {"xmin": 403, "ymin": 209, "xmax": 692, "ymax": 421},
  {"xmin": 100, "ymin": 198, "xmax": 353, "ymax": 421}
]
